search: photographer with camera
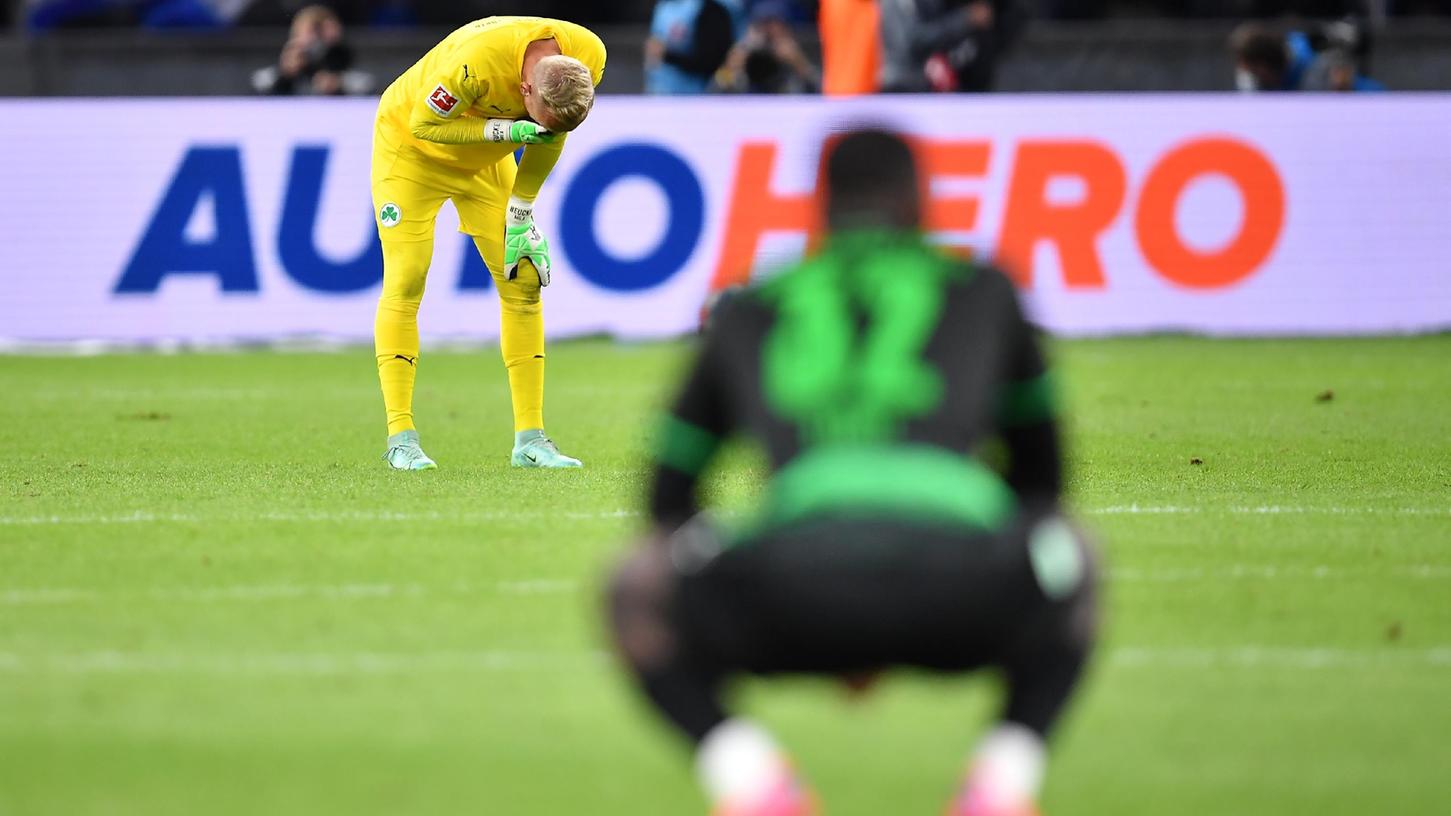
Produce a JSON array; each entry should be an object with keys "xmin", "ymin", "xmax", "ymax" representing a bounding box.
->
[
  {"xmin": 252, "ymin": 4, "xmax": 372, "ymax": 96},
  {"xmin": 717, "ymin": 2, "xmax": 820, "ymax": 94},
  {"xmin": 1230, "ymin": 18, "xmax": 1385, "ymax": 93}
]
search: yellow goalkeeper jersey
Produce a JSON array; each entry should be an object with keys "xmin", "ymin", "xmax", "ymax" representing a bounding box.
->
[{"xmin": 375, "ymin": 16, "xmax": 607, "ymax": 197}]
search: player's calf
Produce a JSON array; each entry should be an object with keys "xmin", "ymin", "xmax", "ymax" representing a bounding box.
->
[
  {"xmin": 605, "ymin": 545, "xmax": 725, "ymax": 740},
  {"xmin": 948, "ymin": 519, "xmax": 1099, "ymax": 816},
  {"xmin": 606, "ymin": 547, "xmax": 818, "ymax": 815}
]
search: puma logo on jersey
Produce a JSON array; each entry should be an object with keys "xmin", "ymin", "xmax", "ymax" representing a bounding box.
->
[{"xmin": 427, "ymin": 84, "xmax": 459, "ymax": 115}]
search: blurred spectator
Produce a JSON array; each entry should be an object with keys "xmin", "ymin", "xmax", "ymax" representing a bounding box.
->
[
  {"xmin": 718, "ymin": 1, "xmax": 820, "ymax": 93},
  {"xmin": 1309, "ymin": 16, "xmax": 1376, "ymax": 75},
  {"xmin": 820, "ymin": 0, "xmax": 881, "ymax": 95},
  {"xmin": 1031, "ymin": 1, "xmax": 1376, "ymax": 16},
  {"xmin": 1230, "ymin": 23, "xmax": 1296, "ymax": 90},
  {"xmin": 251, "ymin": 5, "xmax": 372, "ymax": 95},
  {"xmin": 646, "ymin": 0, "xmax": 739, "ymax": 94},
  {"xmin": 880, "ymin": 0, "xmax": 1027, "ymax": 92},
  {"xmin": 1303, "ymin": 48, "xmax": 1362, "ymax": 91},
  {"xmin": 1230, "ymin": 20, "xmax": 1384, "ymax": 92}
]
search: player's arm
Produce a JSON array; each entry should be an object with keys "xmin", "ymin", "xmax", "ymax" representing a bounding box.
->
[
  {"xmin": 499, "ymin": 139, "xmax": 568, "ymax": 285},
  {"xmin": 506, "ymin": 28, "xmax": 607, "ymax": 279},
  {"xmin": 993, "ymin": 272, "xmax": 1063, "ymax": 513},
  {"xmin": 648, "ymin": 304, "xmax": 738, "ymax": 532},
  {"xmin": 512, "ymin": 139, "xmax": 567, "ymax": 201},
  {"xmin": 407, "ymin": 64, "xmax": 556, "ymax": 146}
]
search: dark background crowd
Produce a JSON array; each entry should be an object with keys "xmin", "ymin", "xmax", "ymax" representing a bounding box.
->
[
  {"xmin": 13, "ymin": 1, "xmax": 1451, "ymax": 32},
  {"xmin": 4, "ymin": 0, "xmax": 1448, "ymax": 95}
]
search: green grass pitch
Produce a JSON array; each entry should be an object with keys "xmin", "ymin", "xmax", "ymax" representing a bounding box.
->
[{"xmin": 1, "ymin": 336, "xmax": 1448, "ymax": 815}]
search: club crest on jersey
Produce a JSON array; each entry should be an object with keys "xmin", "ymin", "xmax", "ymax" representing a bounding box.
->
[
  {"xmin": 379, "ymin": 202, "xmax": 402, "ymax": 228},
  {"xmin": 427, "ymin": 84, "xmax": 459, "ymax": 115}
]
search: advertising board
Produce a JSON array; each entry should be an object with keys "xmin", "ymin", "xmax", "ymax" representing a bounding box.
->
[{"xmin": 2, "ymin": 95, "xmax": 1448, "ymax": 342}]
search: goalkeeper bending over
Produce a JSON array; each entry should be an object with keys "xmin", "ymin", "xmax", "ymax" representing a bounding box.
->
[
  {"xmin": 372, "ymin": 16, "xmax": 605, "ymax": 470},
  {"xmin": 606, "ymin": 129, "xmax": 1099, "ymax": 816}
]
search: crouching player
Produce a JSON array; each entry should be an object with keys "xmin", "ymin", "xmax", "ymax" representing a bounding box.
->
[
  {"xmin": 606, "ymin": 129, "xmax": 1099, "ymax": 816},
  {"xmin": 372, "ymin": 16, "xmax": 605, "ymax": 470}
]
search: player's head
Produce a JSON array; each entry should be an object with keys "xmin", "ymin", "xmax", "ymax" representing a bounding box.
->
[
  {"xmin": 522, "ymin": 55, "xmax": 595, "ymax": 134},
  {"xmin": 1305, "ymin": 48, "xmax": 1357, "ymax": 92},
  {"xmin": 821, "ymin": 127, "xmax": 923, "ymax": 232},
  {"xmin": 1229, "ymin": 23, "xmax": 1288, "ymax": 91}
]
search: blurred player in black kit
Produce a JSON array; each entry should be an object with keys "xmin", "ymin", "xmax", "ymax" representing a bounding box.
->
[{"xmin": 606, "ymin": 128, "xmax": 1098, "ymax": 816}]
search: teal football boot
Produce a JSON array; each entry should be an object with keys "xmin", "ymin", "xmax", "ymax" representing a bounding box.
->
[
  {"xmin": 383, "ymin": 429, "xmax": 437, "ymax": 471},
  {"xmin": 511, "ymin": 429, "xmax": 583, "ymax": 469}
]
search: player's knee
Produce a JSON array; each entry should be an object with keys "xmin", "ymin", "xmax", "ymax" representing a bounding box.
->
[
  {"xmin": 376, "ymin": 295, "xmax": 421, "ymax": 318},
  {"xmin": 605, "ymin": 549, "xmax": 677, "ymax": 671},
  {"xmin": 1005, "ymin": 521, "xmax": 1101, "ymax": 675},
  {"xmin": 1045, "ymin": 552, "xmax": 1100, "ymax": 668},
  {"xmin": 380, "ymin": 248, "xmax": 430, "ymax": 300},
  {"xmin": 605, "ymin": 550, "xmax": 659, "ymax": 627},
  {"xmin": 497, "ymin": 277, "xmax": 542, "ymax": 314},
  {"xmin": 380, "ymin": 272, "xmax": 427, "ymax": 304}
]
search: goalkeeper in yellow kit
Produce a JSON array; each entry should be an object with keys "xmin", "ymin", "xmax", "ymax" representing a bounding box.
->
[{"xmin": 372, "ymin": 16, "xmax": 605, "ymax": 470}]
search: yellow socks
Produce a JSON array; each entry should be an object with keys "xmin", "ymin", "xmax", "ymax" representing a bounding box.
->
[
  {"xmin": 375, "ymin": 298, "xmax": 420, "ymax": 436},
  {"xmin": 375, "ymin": 240, "xmax": 430, "ymax": 436},
  {"xmin": 496, "ymin": 264, "xmax": 545, "ymax": 433},
  {"xmin": 379, "ymin": 234, "xmax": 543, "ymax": 439},
  {"xmin": 376, "ymin": 215, "xmax": 547, "ymax": 440}
]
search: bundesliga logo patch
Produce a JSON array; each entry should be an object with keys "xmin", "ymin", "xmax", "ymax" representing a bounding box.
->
[
  {"xmin": 379, "ymin": 202, "xmax": 401, "ymax": 228},
  {"xmin": 427, "ymin": 84, "xmax": 458, "ymax": 115}
]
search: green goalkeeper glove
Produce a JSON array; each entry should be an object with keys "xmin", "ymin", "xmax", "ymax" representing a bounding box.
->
[
  {"xmin": 504, "ymin": 197, "xmax": 551, "ymax": 286},
  {"xmin": 485, "ymin": 119, "xmax": 558, "ymax": 145}
]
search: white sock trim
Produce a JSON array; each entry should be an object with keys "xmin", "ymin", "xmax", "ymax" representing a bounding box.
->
[
  {"xmin": 696, "ymin": 719, "xmax": 786, "ymax": 805},
  {"xmin": 968, "ymin": 722, "xmax": 1047, "ymax": 806}
]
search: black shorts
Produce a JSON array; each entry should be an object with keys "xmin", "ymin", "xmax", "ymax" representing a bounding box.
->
[{"xmin": 669, "ymin": 515, "xmax": 1093, "ymax": 677}]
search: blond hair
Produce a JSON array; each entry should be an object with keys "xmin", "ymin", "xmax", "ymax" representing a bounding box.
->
[{"xmin": 534, "ymin": 55, "xmax": 595, "ymax": 132}]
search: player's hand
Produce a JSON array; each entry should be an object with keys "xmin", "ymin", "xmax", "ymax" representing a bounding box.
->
[
  {"xmin": 485, "ymin": 119, "xmax": 558, "ymax": 145},
  {"xmin": 504, "ymin": 197, "xmax": 552, "ymax": 286}
]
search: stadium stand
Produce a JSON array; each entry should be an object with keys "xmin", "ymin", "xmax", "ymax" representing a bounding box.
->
[{"xmin": 3, "ymin": 1, "xmax": 1450, "ymax": 94}]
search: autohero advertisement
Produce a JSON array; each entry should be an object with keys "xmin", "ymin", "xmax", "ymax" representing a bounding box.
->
[{"xmin": 2, "ymin": 95, "xmax": 1448, "ymax": 344}]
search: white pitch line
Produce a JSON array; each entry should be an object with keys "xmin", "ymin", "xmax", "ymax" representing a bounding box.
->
[
  {"xmin": 1087, "ymin": 505, "xmax": 1449, "ymax": 517},
  {"xmin": 4, "ymin": 506, "xmax": 1444, "ymax": 526},
  {"xmin": 28, "ymin": 388, "xmax": 281, "ymax": 400},
  {"xmin": 0, "ymin": 509, "xmax": 639, "ymax": 526},
  {"xmin": 498, "ymin": 579, "xmax": 582, "ymax": 595},
  {"xmin": 0, "ymin": 647, "xmax": 1444, "ymax": 677},
  {"xmin": 1106, "ymin": 564, "xmax": 1451, "ymax": 582},
  {"xmin": 165, "ymin": 583, "xmax": 419, "ymax": 602},
  {"xmin": 9, "ymin": 564, "xmax": 1450, "ymax": 607},
  {"xmin": 0, "ymin": 580, "xmax": 583, "ymax": 606},
  {"xmin": 0, "ymin": 650, "xmax": 609, "ymax": 676},
  {"xmin": 0, "ymin": 589, "xmax": 97, "ymax": 605},
  {"xmin": 1109, "ymin": 647, "xmax": 1451, "ymax": 669},
  {"xmin": 0, "ymin": 511, "xmax": 198, "ymax": 525}
]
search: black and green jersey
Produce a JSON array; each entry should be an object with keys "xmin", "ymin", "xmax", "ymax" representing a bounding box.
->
[{"xmin": 651, "ymin": 230, "xmax": 1060, "ymax": 533}]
